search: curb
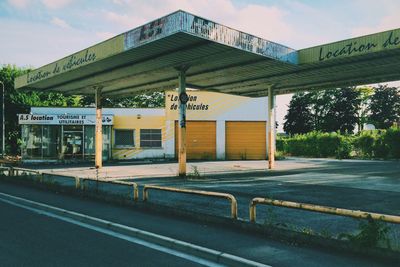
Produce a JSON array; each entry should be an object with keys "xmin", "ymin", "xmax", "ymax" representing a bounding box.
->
[{"xmin": 0, "ymin": 191, "xmax": 270, "ymax": 267}]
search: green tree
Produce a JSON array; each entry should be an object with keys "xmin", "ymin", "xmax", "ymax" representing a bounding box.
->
[
  {"xmin": 321, "ymin": 87, "xmax": 361, "ymax": 134},
  {"xmin": 0, "ymin": 65, "xmax": 80, "ymax": 155},
  {"xmin": 368, "ymin": 85, "xmax": 400, "ymax": 129},
  {"xmin": 357, "ymin": 86, "xmax": 374, "ymax": 131},
  {"xmin": 79, "ymin": 91, "xmax": 165, "ymax": 108},
  {"xmin": 284, "ymin": 87, "xmax": 362, "ymax": 134},
  {"xmin": 283, "ymin": 92, "xmax": 313, "ymax": 135}
]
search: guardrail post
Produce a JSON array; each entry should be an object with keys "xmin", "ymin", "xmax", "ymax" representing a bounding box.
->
[
  {"xmin": 250, "ymin": 200, "xmax": 257, "ymax": 222},
  {"xmin": 75, "ymin": 176, "xmax": 80, "ymax": 189},
  {"xmin": 133, "ymin": 184, "xmax": 138, "ymax": 201},
  {"xmin": 230, "ymin": 197, "xmax": 238, "ymax": 219},
  {"xmin": 143, "ymin": 186, "xmax": 148, "ymax": 201},
  {"xmin": 80, "ymin": 178, "xmax": 86, "ymax": 190}
]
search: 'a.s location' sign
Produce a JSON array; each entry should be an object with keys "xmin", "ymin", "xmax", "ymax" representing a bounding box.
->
[{"xmin": 18, "ymin": 114, "xmax": 113, "ymax": 125}]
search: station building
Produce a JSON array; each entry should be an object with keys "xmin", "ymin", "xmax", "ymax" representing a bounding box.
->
[{"xmin": 18, "ymin": 90, "xmax": 271, "ymax": 163}]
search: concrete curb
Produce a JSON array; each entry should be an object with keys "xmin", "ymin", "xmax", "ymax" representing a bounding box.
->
[{"xmin": 0, "ymin": 191, "xmax": 271, "ymax": 267}]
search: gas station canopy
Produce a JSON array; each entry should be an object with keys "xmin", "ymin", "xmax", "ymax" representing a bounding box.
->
[{"xmin": 15, "ymin": 10, "xmax": 400, "ymax": 97}]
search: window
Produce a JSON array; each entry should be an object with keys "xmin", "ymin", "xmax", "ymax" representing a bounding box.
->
[
  {"xmin": 114, "ymin": 129, "xmax": 134, "ymax": 147},
  {"xmin": 140, "ymin": 129, "xmax": 162, "ymax": 148}
]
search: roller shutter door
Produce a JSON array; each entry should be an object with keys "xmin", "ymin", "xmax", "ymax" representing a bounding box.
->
[
  {"xmin": 175, "ymin": 121, "xmax": 216, "ymax": 160},
  {"xmin": 226, "ymin": 121, "xmax": 266, "ymax": 160}
]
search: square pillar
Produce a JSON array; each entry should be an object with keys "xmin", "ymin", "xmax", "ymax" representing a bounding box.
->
[
  {"xmin": 95, "ymin": 87, "xmax": 103, "ymax": 169},
  {"xmin": 178, "ymin": 69, "xmax": 188, "ymax": 176},
  {"xmin": 267, "ymin": 87, "xmax": 275, "ymax": 169}
]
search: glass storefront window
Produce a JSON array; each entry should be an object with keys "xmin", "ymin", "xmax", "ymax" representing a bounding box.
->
[
  {"xmin": 42, "ymin": 125, "xmax": 60, "ymax": 159},
  {"xmin": 83, "ymin": 125, "xmax": 110, "ymax": 161},
  {"xmin": 84, "ymin": 125, "xmax": 95, "ymax": 160},
  {"xmin": 21, "ymin": 124, "xmax": 111, "ymax": 161},
  {"xmin": 103, "ymin": 126, "xmax": 111, "ymax": 160},
  {"xmin": 22, "ymin": 125, "xmax": 42, "ymax": 159}
]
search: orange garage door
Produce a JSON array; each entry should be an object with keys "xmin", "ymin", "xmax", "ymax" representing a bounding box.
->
[
  {"xmin": 175, "ymin": 121, "xmax": 216, "ymax": 160},
  {"xmin": 226, "ymin": 121, "xmax": 266, "ymax": 160}
]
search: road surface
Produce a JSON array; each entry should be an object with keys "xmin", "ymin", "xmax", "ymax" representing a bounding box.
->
[{"xmin": 0, "ymin": 181, "xmax": 394, "ymax": 267}]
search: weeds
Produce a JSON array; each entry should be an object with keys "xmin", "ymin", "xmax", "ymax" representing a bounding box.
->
[
  {"xmin": 339, "ymin": 216, "xmax": 391, "ymax": 248},
  {"xmin": 187, "ymin": 165, "xmax": 203, "ymax": 179}
]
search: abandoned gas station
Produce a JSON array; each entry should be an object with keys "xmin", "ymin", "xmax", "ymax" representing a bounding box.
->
[{"xmin": 15, "ymin": 10, "xmax": 400, "ymax": 176}]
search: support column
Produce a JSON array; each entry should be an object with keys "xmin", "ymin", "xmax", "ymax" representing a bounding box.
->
[
  {"xmin": 95, "ymin": 87, "xmax": 103, "ymax": 169},
  {"xmin": 267, "ymin": 87, "xmax": 275, "ymax": 169},
  {"xmin": 178, "ymin": 69, "xmax": 187, "ymax": 176}
]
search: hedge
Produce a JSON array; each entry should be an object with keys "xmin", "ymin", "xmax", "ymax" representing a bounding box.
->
[{"xmin": 277, "ymin": 127, "xmax": 400, "ymax": 159}]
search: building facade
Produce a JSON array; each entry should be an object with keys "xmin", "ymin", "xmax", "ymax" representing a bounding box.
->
[{"xmin": 19, "ymin": 90, "xmax": 271, "ymax": 162}]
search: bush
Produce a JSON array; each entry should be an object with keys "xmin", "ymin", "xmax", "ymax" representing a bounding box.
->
[
  {"xmin": 278, "ymin": 131, "xmax": 352, "ymax": 159},
  {"xmin": 353, "ymin": 131, "xmax": 375, "ymax": 158},
  {"xmin": 277, "ymin": 128, "xmax": 400, "ymax": 160},
  {"xmin": 385, "ymin": 127, "xmax": 400, "ymax": 158}
]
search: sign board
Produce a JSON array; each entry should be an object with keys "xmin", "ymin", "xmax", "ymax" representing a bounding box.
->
[
  {"xmin": 15, "ymin": 35, "xmax": 124, "ymax": 88},
  {"xmin": 299, "ymin": 29, "xmax": 400, "ymax": 64},
  {"xmin": 123, "ymin": 11, "xmax": 295, "ymax": 63},
  {"xmin": 18, "ymin": 114, "xmax": 113, "ymax": 125},
  {"xmin": 165, "ymin": 90, "xmax": 256, "ymax": 121}
]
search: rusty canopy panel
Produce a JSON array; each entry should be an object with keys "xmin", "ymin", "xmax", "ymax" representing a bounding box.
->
[{"xmin": 15, "ymin": 10, "xmax": 400, "ymax": 97}]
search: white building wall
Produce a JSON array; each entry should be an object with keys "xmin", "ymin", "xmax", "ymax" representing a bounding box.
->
[{"xmin": 216, "ymin": 120, "xmax": 225, "ymax": 160}]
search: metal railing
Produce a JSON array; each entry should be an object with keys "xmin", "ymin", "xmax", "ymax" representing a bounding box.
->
[
  {"xmin": 250, "ymin": 197, "xmax": 400, "ymax": 224},
  {"xmin": 80, "ymin": 178, "xmax": 139, "ymax": 201},
  {"xmin": 143, "ymin": 185, "xmax": 238, "ymax": 219},
  {"xmin": 1, "ymin": 166, "xmax": 138, "ymax": 201},
  {"xmin": 11, "ymin": 167, "xmax": 41, "ymax": 176}
]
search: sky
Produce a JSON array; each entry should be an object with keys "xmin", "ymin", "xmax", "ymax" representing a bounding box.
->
[{"xmin": 1, "ymin": 0, "xmax": 400, "ymax": 131}]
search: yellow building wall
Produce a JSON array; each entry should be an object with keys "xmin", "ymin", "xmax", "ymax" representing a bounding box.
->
[{"xmin": 112, "ymin": 115, "xmax": 166, "ymax": 160}]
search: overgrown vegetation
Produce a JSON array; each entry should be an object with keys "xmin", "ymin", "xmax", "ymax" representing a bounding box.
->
[
  {"xmin": 339, "ymin": 216, "xmax": 391, "ymax": 248},
  {"xmin": 277, "ymin": 127, "xmax": 400, "ymax": 159}
]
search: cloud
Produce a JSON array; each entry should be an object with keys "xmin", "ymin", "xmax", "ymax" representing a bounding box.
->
[
  {"xmin": 102, "ymin": 0, "xmax": 293, "ymax": 44},
  {"xmin": 7, "ymin": 0, "xmax": 31, "ymax": 9},
  {"xmin": 96, "ymin": 31, "xmax": 117, "ymax": 41},
  {"xmin": 103, "ymin": 11, "xmax": 144, "ymax": 29},
  {"xmin": 0, "ymin": 18, "xmax": 97, "ymax": 67},
  {"xmin": 51, "ymin": 17, "xmax": 71, "ymax": 29},
  {"xmin": 41, "ymin": 0, "xmax": 73, "ymax": 9},
  {"xmin": 351, "ymin": 14, "xmax": 400, "ymax": 36}
]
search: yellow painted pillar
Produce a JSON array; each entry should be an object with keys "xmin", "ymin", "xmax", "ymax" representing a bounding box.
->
[
  {"xmin": 267, "ymin": 87, "xmax": 275, "ymax": 169},
  {"xmin": 178, "ymin": 69, "xmax": 187, "ymax": 176},
  {"xmin": 95, "ymin": 87, "xmax": 103, "ymax": 169}
]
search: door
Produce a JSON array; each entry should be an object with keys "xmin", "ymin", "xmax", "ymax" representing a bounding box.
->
[
  {"xmin": 225, "ymin": 121, "xmax": 266, "ymax": 160},
  {"xmin": 63, "ymin": 132, "xmax": 83, "ymax": 159},
  {"xmin": 175, "ymin": 121, "xmax": 216, "ymax": 160}
]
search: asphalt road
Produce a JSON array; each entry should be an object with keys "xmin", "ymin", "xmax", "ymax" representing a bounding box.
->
[
  {"xmin": 0, "ymin": 201, "xmax": 202, "ymax": 267},
  {"xmin": 0, "ymin": 181, "xmax": 395, "ymax": 267}
]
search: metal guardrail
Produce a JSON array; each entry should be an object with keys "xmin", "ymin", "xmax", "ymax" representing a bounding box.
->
[
  {"xmin": 250, "ymin": 197, "xmax": 400, "ymax": 224},
  {"xmin": 1, "ymin": 167, "xmax": 138, "ymax": 201},
  {"xmin": 80, "ymin": 178, "xmax": 139, "ymax": 201},
  {"xmin": 11, "ymin": 167, "xmax": 41, "ymax": 177},
  {"xmin": 143, "ymin": 185, "xmax": 238, "ymax": 219}
]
